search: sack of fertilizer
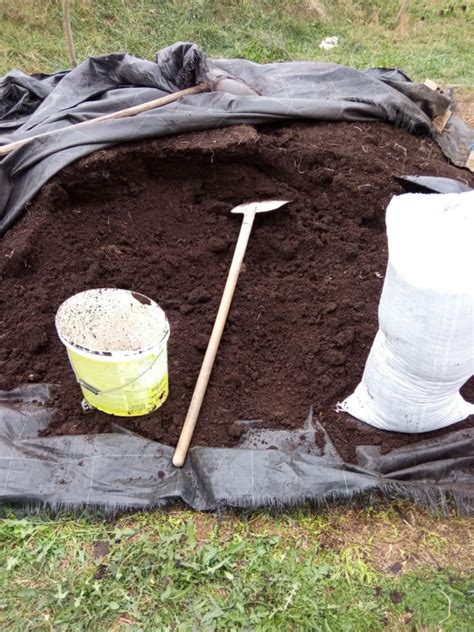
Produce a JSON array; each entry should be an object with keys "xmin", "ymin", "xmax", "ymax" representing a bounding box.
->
[{"xmin": 339, "ymin": 191, "xmax": 474, "ymax": 433}]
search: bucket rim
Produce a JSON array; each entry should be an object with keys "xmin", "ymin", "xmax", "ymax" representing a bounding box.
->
[{"xmin": 55, "ymin": 288, "xmax": 170, "ymax": 358}]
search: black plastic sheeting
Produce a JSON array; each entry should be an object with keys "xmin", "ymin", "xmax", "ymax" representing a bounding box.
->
[
  {"xmin": 1, "ymin": 43, "xmax": 473, "ymax": 514},
  {"xmin": 1, "ymin": 42, "xmax": 473, "ymax": 236},
  {"xmin": 1, "ymin": 386, "xmax": 473, "ymax": 514}
]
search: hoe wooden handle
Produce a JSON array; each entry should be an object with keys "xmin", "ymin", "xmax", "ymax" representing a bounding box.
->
[
  {"xmin": 0, "ymin": 83, "xmax": 208, "ymax": 157},
  {"xmin": 172, "ymin": 212, "xmax": 256, "ymax": 467}
]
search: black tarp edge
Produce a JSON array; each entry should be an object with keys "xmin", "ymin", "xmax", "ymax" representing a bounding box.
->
[{"xmin": 0, "ymin": 387, "xmax": 472, "ymax": 514}]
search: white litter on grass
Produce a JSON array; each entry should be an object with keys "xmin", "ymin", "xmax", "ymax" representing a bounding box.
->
[
  {"xmin": 319, "ymin": 36, "xmax": 339, "ymax": 50},
  {"xmin": 56, "ymin": 288, "xmax": 169, "ymax": 354}
]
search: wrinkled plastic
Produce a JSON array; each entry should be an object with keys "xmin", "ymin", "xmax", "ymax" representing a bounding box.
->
[
  {"xmin": 1, "ymin": 42, "xmax": 473, "ymax": 235},
  {"xmin": 0, "ymin": 386, "xmax": 472, "ymax": 513}
]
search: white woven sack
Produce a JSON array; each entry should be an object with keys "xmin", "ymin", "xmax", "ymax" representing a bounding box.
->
[{"xmin": 339, "ymin": 191, "xmax": 474, "ymax": 432}]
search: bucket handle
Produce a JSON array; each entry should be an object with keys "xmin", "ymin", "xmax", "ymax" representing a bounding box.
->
[{"xmin": 73, "ymin": 351, "xmax": 163, "ymax": 397}]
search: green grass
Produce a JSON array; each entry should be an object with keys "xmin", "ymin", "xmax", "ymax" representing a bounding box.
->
[
  {"xmin": 1, "ymin": 504, "xmax": 473, "ymax": 630},
  {"xmin": 0, "ymin": 1, "xmax": 473, "ymax": 85}
]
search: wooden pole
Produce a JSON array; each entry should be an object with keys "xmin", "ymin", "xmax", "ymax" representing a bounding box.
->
[
  {"xmin": 172, "ymin": 210, "xmax": 256, "ymax": 467},
  {"xmin": 0, "ymin": 83, "xmax": 209, "ymax": 157},
  {"xmin": 172, "ymin": 200, "xmax": 289, "ymax": 468},
  {"xmin": 62, "ymin": 0, "xmax": 77, "ymax": 67}
]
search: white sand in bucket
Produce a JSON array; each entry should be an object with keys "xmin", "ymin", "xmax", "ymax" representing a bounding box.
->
[{"xmin": 56, "ymin": 288, "xmax": 169, "ymax": 354}]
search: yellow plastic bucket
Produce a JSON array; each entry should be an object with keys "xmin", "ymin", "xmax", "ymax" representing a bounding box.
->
[{"xmin": 55, "ymin": 288, "xmax": 170, "ymax": 416}]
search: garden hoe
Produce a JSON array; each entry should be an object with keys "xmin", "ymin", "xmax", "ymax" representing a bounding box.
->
[{"xmin": 172, "ymin": 199, "xmax": 290, "ymax": 467}]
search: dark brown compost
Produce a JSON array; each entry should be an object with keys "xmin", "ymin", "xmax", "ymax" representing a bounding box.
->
[{"xmin": 1, "ymin": 122, "xmax": 472, "ymax": 464}]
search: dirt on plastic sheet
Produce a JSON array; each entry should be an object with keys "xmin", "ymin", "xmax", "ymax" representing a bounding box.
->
[{"xmin": 0, "ymin": 121, "xmax": 472, "ymax": 464}]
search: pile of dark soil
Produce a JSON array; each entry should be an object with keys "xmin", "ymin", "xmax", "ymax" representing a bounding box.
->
[{"xmin": 0, "ymin": 121, "xmax": 472, "ymax": 464}]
